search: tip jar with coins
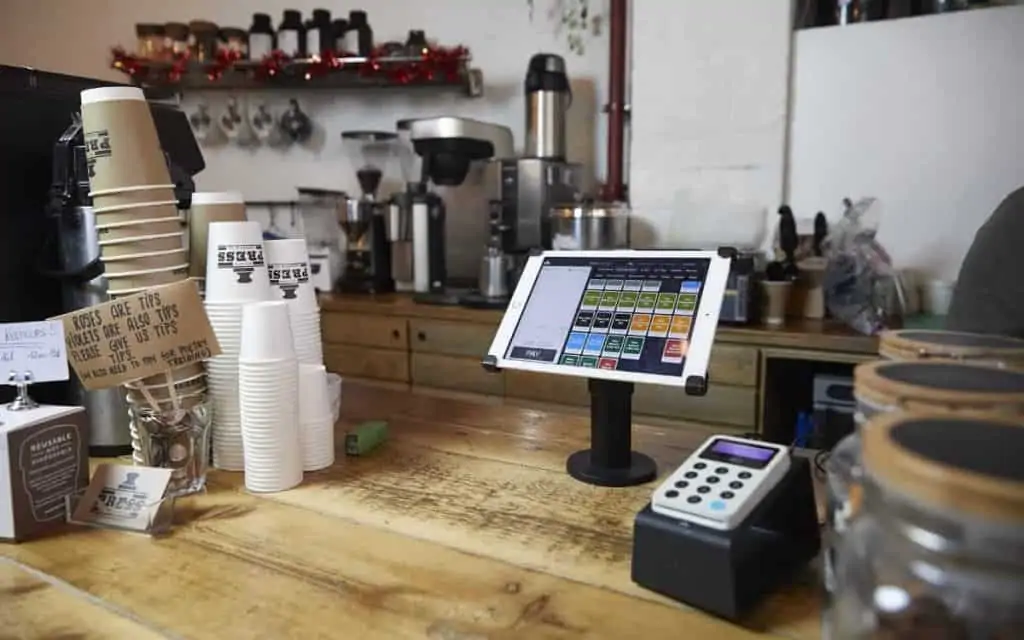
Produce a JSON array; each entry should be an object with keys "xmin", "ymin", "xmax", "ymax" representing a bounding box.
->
[{"xmin": 824, "ymin": 412, "xmax": 1024, "ymax": 640}]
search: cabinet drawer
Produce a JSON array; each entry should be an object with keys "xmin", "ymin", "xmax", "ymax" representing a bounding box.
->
[
  {"xmin": 410, "ymin": 353, "xmax": 504, "ymax": 396},
  {"xmin": 504, "ymin": 370, "xmax": 590, "ymax": 407},
  {"xmin": 322, "ymin": 313, "xmax": 407, "ymax": 350},
  {"xmin": 409, "ymin": 319, "xmax": 496, "ymax": 358},
  {"xmin": 710, "ymin": 344, "xmax": 758, "ymax": 387},
  {"xmin": 324, "ymin": 345, "xmax": 409, "ymax": 383},
  {"xmin": 633, "ymin": 384, "xmax": 756, "ymax": 428}
]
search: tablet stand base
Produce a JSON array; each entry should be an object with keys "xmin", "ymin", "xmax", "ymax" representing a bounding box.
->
[
  {"xmin": 631, "ymin": 457, "xmax": 821, "ymax": 621},
  {"xmin": 566, "ymin": 379, "xmax": 657, "ymax": 487}
]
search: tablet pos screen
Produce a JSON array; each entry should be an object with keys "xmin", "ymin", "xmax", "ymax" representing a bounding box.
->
[{"xmin": 503, "ymin": 255, "xmax": 710, "ymax": 377}]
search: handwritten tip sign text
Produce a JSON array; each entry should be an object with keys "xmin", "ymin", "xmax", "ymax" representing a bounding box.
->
[
  {"xmin": 0, "ymin": 320, "xmax": 69, "ymax": 384},
  {"xmin": 54, "ymin": 279, "xmax": 222, "ymax": 390}
]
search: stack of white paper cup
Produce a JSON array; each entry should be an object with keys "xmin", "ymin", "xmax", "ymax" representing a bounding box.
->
[
  {"xmin": 188, "ymin": 191, "xmax": 248, "ymax": 292},
  {"xmin": 298, "ymin": 364, "xmax": 335, "ymax": 471},
  {"xmin": 238, "ymin": 301, "xmax": 303, "ymax": 492},
  {"xmin": 203, "ymin": 220, "xmax": 271, "ymax": 470},
  {"xmin": 265, "ymin": 238, "xmax": 323, "ymax": 365}
]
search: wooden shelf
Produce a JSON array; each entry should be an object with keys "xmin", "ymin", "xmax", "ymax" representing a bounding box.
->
[{"xmin": 118, "ymin": 56, "xmax": 483, "ymax": 97}]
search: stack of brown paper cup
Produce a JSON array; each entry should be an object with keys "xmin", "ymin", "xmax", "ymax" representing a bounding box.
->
[
  {"xmin": 188, "ymin": 191, "xmax": 248, "ymax": 295},
  {"xmin": 80, "ymin": 86, "xmax": 188, "ymax": 296},
  {"xmin": 80, "ymin": 86, "xmax": 203, "ymax": 401}
]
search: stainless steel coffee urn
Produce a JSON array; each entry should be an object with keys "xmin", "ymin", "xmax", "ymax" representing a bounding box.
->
[{"xmin": 524, "ymin": 53, "xmax": 571, "ymax": 160}]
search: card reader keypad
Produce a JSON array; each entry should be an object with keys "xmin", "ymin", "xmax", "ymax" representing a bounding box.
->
[{"xmin": 651, "ymin": 435, "xmax": 791, "ymax": 531}]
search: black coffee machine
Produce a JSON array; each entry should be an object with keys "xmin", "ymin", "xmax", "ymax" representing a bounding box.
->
[
  {"xmin": 0, "ymin": 65, "xmax": 203, "ymax": 453},
  {"xmin": 406, "ymin": 117, "xmax": 513, "ymax": 304}
]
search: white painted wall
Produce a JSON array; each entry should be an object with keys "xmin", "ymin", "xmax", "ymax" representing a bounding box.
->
[
  {"xmin": 628, "ymin": 0, "xmax": 794, "ymax": 250},
  {"xmin": 788, "ymin": 6, "xmax": 1024, "ymax": 281}
]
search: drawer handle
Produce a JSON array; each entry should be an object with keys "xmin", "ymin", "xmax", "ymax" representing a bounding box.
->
[
  {"xmin": 417, "ymin": 331, "xmax": 426, "ymax": 341},
  {"xmin": 391, "ymin": 329, "xmax": 400, "ymax": 339}
]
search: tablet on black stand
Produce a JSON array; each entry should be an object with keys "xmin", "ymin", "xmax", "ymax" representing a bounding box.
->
[{"xmin": 482, "ymin": 249, "xmax": 733, "ymax": 487}]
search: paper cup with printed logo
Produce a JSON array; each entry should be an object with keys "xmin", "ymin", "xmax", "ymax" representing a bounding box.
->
[
  {"xmin": 189, "ymin": 192, "xmax": 248, "ymax": 278},
  {"xmin": 102, "ymin": 248, "xmax": 188, "ymax": 274},
  {"xmin": 205, "ymin": 221, "xmax": 271, "ymax": 303},
  {"xmin": 80, "ymin": 86, "xmax": 172, "ymax": 193},
  {"xmin": 264, "ymin": 238, "xmax": 318, "ymax": 312},
  {"xmin": 99, "ymin": 231, "xmax": 185, "ymax": 258},
  {"xmin": 90, "ymin": 184, "xmax": 178, "ymax": 211},
  {"xmin": 93, "ymin": 199, "xmax": 180, "ymax": 226}
]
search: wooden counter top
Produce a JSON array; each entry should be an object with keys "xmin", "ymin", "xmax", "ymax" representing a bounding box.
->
[
  {"xmin": 320, "ymin": 292, "xmax": 877, "ymax": 354},
  {"xmin": 1, "ymin": 384, "xmax": 822, "ymax": 639}
]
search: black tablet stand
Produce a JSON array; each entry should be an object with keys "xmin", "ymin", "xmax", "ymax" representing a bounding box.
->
[{"xmin": 482, "ymin": 246, "xmax": 734, "ymax": 488}]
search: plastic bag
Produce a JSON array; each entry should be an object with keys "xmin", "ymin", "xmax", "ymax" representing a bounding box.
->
[{"xmin": 822, "ymin": 198, "xmax": 899, "ymax": 335}]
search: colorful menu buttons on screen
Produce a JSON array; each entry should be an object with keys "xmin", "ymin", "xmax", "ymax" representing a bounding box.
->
[
  {"xmin": 599, "ymin": 291, "xmax": 620, "ymax": 310},
  {"xmin": 564, "ymin": 332, "xmax": 587, "ymax": 354},
  {"xmin": 624, "ymin": 280, "xmax": 643, "ymax": 291},
  {"xmin": 599, "ymin": 357, "xmax": 618, "ymax": 370},
  {"xmin": 560, "ymin": 354, "xmax": 579, "ymax": 365},
  {"xmin": 629, "ymin": 314, "xmax": 652, "ymax": 335},
  {"xmin": 583, "ymin": 334, "xmax": 606, "ymax": 355},
  {"xmin": 636, "ymin": 292, "xmax": 657, "ymax": 312},
  {"xmin": 592, "ymin": 311, "xmax": 612, "ymax": 332},
  {"xmin": 603, "ymin": 335, "xmax": 624, "ymax": 356},
  {"xmin": 656, "ymin": 293, "xmax": 677, "ymax": 312},
  {"xmin": 618, "ymin": 291, "xmax": 638, "ymax": 310},
  {"xmin": 605, "ymin": 279, "xmax": 624, "ymax": 290},
  {"xmin": 648, "ymin": 314, "xmax": 671, "ymax": 337},
  {"xmin": 669, "ymin": 315, "xmax": 692, "ymax": 338},
  {"xmin": 588, "ymin": 279, "xmax": 606, "ymax": 290},
  {"xmin": 574, "ymin": 310, "xmax": 594, "ymax": 328},
  {"xmin": 680, "ymin": 281, "xmax": 701, "ymax": 293},
  {"xmin": 642, "ymin": 280, "xmax": 662, "ymax": 292},
  {"xmin": 621, "ymin": 336, "xmax": 644, "ymax": 360},
  {"xmin": 610, "ymin": 313, "xmax": 632, "ymax": 334},
  {"xmin": 676, "ymin": 293, "xmax": 697, "ymax": 315},
  {"xmin": 580, "ymin": 290, "xmax": 602, "ymax": 310},
  {"xmin": 579, "ymin": 355, "xmax": 598, "ymax": 368},
  {"xmin": 662, "ymin": 338, "xmax": 686, "ymax": 364}
]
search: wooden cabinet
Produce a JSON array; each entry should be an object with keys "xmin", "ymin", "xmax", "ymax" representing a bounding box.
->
[{"xmin": 318, "ymin": 294, "xmax": 877, "ymax": 435}]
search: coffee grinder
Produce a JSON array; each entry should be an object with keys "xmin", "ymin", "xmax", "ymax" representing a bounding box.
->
[
  {"xmin": 337, "ymin": 130, "xmax": 396, "ymax": 294},
  {"xmin": 406, "ymin": 117, "xmax": 513, "ymax": 303}
]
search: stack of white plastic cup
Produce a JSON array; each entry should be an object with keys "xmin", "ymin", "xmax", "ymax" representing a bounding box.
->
[
  {"xmin": 264, "ymin": 238, "xmax": 323, "ymax": 365},
  {"xmin": 298, "ymin": 364, "xmax": 335, "ymax": 471},
  {"xmin": 203, "ymin": 220, "xmax": 271, "ymax": 470},
  {"xmin": 238, "ymin": 301, "xmax": 303, "ymax": 492}
]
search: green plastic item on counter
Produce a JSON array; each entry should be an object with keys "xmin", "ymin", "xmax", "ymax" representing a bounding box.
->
[{"xmin": 345, "ymin": 420, "xmax": 389, "ymax": 456}]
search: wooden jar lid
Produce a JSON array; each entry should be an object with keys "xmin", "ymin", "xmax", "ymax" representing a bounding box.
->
[
  {"xmin": 854, "ymin": 360, "xmax": 1024, "ymax": 417},
  {"xmin": 879, "ymin": 330, "xmax": 1024, "ymax": 369},
  {"xmin": 862, "ymin": 412, "xmax": 1024, "ymax": 525}
]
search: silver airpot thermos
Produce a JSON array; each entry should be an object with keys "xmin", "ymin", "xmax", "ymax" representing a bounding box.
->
[{"xmin": 524, "ymin": 53, "xmax": 571, "ymax": 160}]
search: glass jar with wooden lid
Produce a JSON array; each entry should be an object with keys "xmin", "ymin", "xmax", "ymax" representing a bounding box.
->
[
  {"xmin": 825, "ymin": 412, "xmax": 1024, "ymax": 640},
  {"xmin": 823, "ymin": 362, "xmax": 1024, "ymax": 602},
  {"xmin": 878, "ymin": 330, "xmax": 1024, "ymax": 370}
]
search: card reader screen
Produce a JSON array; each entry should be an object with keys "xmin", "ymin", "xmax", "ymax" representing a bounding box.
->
[
  {"xmin": 700, "ymin": 438, "xmax": 778, "ymax": 469},
  {"xmin": 503, "ymin": 255, "xmax": 711, "ymax": 377}
]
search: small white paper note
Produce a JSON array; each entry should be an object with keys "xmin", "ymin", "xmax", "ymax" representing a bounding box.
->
[
  {"xmin": 0, "ymin": 321, "xmax": 69, "ymax": 384},
  {"xmin": 72, "ymin": 464, "xmax": 172, "ymax": 534}
]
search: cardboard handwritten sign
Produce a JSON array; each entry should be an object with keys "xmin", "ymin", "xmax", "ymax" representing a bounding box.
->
[
  {"xmin": 0, "ymin": 320, "xmax": 69, "ymax": 383},
  {"xmin": 54, "ymin": 279, "xmax": 221, "ymax": 390}
]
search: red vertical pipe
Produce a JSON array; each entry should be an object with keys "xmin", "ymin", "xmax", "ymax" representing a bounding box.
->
[{"xmin": 605, "ymin": 0, "xmax": 628, "ymax": 202}]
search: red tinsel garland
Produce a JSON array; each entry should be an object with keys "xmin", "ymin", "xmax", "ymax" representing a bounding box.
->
[{"xmin": 111, "ymin": 44, "xmax": 469, "ymax": 85}]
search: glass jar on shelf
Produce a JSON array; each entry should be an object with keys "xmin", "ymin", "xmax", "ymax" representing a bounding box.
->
[
  {"xmin": 825, "ymin": 412, "xmax": 1024, "ymax": 640},
  {"xmin": 135, "ymin": 23, "xmax": 167, "ymax": 60}
]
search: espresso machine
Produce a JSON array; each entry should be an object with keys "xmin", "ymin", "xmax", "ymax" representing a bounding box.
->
[
  {"xmin": 0, "ymin": 65, "xmax": 203, "ymax": 455},
  {"xmin": 406, "ymin": 117, "xmax": 513, "ymax": 303},
  {"xmin": 337, "ymin": 130, "xmax": 395, "ymax": 294}
]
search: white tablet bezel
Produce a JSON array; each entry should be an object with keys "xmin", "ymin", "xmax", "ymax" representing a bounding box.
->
[{"xmin": 485, "ymin": 249, "xmax": 731, "ymax": 388}]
